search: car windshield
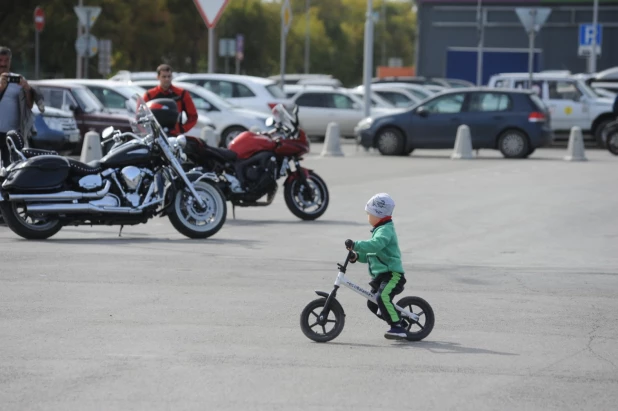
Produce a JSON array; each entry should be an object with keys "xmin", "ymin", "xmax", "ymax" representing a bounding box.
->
[
  {"xmin": 116, "ymin": 85, "xmax": 146, "ymax": 99},
  {"xmin": 266, "ymin": 83, "xmax": 286, "ymax": 98},
  {"xmin": 190, "ymin": 87, "xmax": 235, "ymax": 110},
  {"xmin": 73, "ymin": 87, "xmax": 105, "ymax": 113}
]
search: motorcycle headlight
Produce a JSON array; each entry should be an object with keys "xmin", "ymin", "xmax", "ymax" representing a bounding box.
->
[{"xmin": 177, "ymin": 135, "xmax": 187, "ymax": 149}]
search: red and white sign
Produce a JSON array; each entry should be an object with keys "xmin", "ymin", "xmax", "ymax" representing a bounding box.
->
[
  {"xmin": 192, "ymin": 0, "xmax": 230, "ymax": 29},
  {"xmin": 34, "ymin": 6, "xmax": 45, "ymax": 32}
]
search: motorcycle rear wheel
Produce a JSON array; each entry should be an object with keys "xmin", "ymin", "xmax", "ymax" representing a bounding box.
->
[
  {"xmin": 168, "ymin": 180, "xmax": 227, "ymax": 239},
  {"xmin": 0, "ymin": 201, "xmax": 62, "ymax": 240},
  {"xmin": 284, "ymin": 171, "xmax": 329, "ymax": 221}
]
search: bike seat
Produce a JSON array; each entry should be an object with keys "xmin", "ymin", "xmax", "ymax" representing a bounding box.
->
[{"xmin": 67, "ymin": 158, "xmax": 103, "ymax": 176}]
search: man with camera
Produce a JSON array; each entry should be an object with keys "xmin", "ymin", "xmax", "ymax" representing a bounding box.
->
[
  {"xmin": 0, "ymin": 46, "xmax": 38, "ymax": 166},
  {"xmin": 0, "ymin": 46, "xmax": 39, "ymax": 224}
]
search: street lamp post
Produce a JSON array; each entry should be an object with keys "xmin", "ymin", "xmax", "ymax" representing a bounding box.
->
[
  {"xmin": 305, "ymin": 0, "xmax": 310, "ymax": 74},
  {"xmin": 363, "ymin": 0, "xmax": 374, "ymax": 119}
]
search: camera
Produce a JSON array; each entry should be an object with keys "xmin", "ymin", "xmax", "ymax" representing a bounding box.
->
[{"xmin": 7, "ymin": 75, "xmax": 21, "ymax": 84}]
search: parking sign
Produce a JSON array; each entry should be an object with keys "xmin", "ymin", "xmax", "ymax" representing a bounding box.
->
[{"xmin": 578, "ymin": 24, "xmax": 602, "ymax": 56}]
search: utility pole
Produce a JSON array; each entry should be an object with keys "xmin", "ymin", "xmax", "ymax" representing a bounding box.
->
[
  {"xmin": 588, "ymin": 0, "xmax": 599, "ymax": 73},
  {"xmin": 304, "ymin": 0, "xmax": 310, "ymax": 74},
  {"xmin": 76, "ymin": 0, "xmax": 83, "ymax": 78},
  {"xmin": 381, "ymin": 0, "xmax": 386, "ymax": 66},
  {"xmin": 362, "ymin": 0, "xmax": 374, "ymax": 119}
]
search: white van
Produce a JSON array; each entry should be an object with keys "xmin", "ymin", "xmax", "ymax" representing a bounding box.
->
[{"xmin": 488, "ymin": 72, "xmax": 615, "ymax": 146}]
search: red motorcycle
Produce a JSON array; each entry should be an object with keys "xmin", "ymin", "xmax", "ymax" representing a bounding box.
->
[{"xmin": 183, "ymin": 104, "xmax": 329, "ymax": 220}]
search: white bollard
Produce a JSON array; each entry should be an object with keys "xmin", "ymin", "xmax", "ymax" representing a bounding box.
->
[
  {"xmin": 564, "ymin": 126, "xmax": 587, "ymax": 162},
  {"xmin": 321, "ymin": 122, "xmax": 344, "ymax": 157},
  {"xmin": 451, "ymin": 124, "xmax": 474, "ymax": 160},
  {"xmin": 201, "ymin": 127, "xmax": 220, "ymax": 147},
  {"xmin": 80, "ymin": 130, "xmax": 102, "ymax": 163}
]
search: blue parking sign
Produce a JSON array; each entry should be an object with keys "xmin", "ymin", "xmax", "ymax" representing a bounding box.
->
[{"xmin": 579, "ymin": 24, "xmax": 602, "ymax": 46}]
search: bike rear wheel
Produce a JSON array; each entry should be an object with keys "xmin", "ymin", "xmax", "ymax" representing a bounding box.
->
[
  {"xmin": 300, "ymin": 297, "xmax": 345, "ymax": 343},
  {"xmin": 396, "ymin": 296, "xmax": 435, "ymax": 341}
]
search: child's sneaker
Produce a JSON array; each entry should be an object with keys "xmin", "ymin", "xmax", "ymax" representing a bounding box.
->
[{"xmin": 384, "ymin": 323, "xmax": 408, "ymax": 340}]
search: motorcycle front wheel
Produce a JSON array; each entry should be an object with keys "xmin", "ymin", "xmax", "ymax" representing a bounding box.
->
[
  {"xmin": 0, "ymin": 201, "xmax": 62, "ymax": 240},
  {"xmin": 168, "ymin": 180, "xmax": 227, "ymax": 239},
  {"xmin": 284, "ymin": 171, "xmax": 329, "ymax": 221}
]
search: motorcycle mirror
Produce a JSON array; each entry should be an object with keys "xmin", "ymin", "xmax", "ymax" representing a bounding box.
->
[{"xmin": 101, "ymin": 126, "xmax": 115, "ymax": 140}]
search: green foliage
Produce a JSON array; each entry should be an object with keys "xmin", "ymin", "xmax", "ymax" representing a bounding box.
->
[{"xmin": 0, "ymin": 0, "xmax": 416, "ymax": 86}]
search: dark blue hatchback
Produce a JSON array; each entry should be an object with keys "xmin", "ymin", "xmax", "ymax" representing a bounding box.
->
[{"xmin": 355, "ymin": 87, "xmax": 552, "ymax": 158}]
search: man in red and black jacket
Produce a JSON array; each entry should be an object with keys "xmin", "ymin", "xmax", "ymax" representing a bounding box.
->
[{"xmin": 143, "ymin": 64, "xmax": 198, "ymax": 136}]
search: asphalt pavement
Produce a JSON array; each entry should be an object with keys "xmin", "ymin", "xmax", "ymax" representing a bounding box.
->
[{"xmin": 1, "ymin": 143, "xmax": 617, "ymax": 410}]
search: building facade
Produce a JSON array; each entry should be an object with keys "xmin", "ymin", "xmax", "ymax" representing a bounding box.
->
[{"xmin": 415, "ymin": 0, "xmax": 618, "ymax": 84}]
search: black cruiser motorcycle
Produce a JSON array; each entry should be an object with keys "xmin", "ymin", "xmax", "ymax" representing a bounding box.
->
[{"xmin": 0, "ymin": 97, "xmax": 227, "ymax": 240}]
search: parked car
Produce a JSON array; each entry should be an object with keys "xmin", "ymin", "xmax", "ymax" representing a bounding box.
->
[
  {"xmin": 173, "ymin": 73, "xmax": 290, "ymax": 114},
  {"xmin": 65, "ymin": 79, "xmax": 219, "ymax": 144},
  {"xmin": 488, "ymin": 72, "xmax": 615, "ymax": 146},
  {"xmin": 30, "ymin": 105, "xmax": 81, "ymax": 154},
  {"xmin": 372, "ymin": 76, "xmax": 474, "ymax": 88},
  {"xmin": 133, "ymin": 80, "xmax": 269, "ymax": 147},
  {"xmin": 64, "ymin": 79, "xmax": 145, "ymax": 115},
  {"xmin": 355, "ymin": 87, "xmax": 552, "ymax": 158},
  {"xmin": 286, "ymin": 86, "xmax": 401, "ymax": 140},
  {"xmin": 30, "ymin": 80, "xmax": 133, "ymax": 153},
  {"xmin": 353, "ymin": 85, "xmax": 422, "ymax": 108},
  {"xmin": 109, "ymin": 70, "xmax": 191, "ymax": 82},
  {"xmin": 347, "ymin": 88, "xmax": 396, "ymax": 109}
]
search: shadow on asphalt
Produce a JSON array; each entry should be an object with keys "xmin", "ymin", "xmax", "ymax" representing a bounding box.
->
[
  {"xmin": 329, "ymin": 340, "xmax": 518, "ymax": 356},
  {"xmin": 19, "ymin": 236, "xmax": 261, "ymax": 247},
  {"xmin": 226, "ymin": 219, "xmax": 365, "ymax": 227}
]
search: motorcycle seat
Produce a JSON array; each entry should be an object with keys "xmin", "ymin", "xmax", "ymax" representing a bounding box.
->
[
  {"xmin": 22, "ymin": 148, "xmax": 58, "ymax": 158},
  {"xmin": 210, "ymin": 147, "xmax": 238, "ymax": 162},
  {"xmin": 67, "ymin": 158, "xmax": 103, "ymax": 176}
]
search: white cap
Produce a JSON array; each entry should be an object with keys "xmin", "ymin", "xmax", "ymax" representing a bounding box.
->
[{"xmin": 365, "ymin": 193, "xmax": 395, "ymax": 217}]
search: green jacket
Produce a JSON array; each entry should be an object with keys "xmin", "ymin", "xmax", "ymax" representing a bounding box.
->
[{"xmin": 353, "ymin": 220, "xmax": 404, "ymax": 278}]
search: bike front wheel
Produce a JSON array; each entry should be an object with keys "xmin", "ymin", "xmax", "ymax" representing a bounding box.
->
[
  {"xmin": 300, "ymin": 297, "xmax": 345, "ymax": 343},
  {"xmin": 396, "ymin": 296, "xmax": 435, "ymax": 341}
]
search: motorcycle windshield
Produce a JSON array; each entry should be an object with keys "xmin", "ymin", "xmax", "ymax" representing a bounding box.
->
[
  {"xmin": 271, "ymin": 104, "xmax": 295, "ymax": 134},
  {"xmin": 131, "ymin": 96, "xmax": 160, "ymax": 138}
]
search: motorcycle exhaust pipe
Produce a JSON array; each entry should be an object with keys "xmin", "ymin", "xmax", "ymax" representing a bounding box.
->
[
  {"xmin": 8, "ymin": 180, "xmax": 112, "ymax": 202},
  {"xmin": 26, "ymin": 203, "xmax": 143, "ymax": 215}
]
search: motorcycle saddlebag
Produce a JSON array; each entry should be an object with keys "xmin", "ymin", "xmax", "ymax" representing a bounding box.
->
[{"xmin": 2, "ymin": 155, "xmax": 70, "ymax": 192}]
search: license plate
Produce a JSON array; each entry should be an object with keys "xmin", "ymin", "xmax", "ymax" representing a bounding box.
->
[{"xmin": 69, "ymin": 133, "xmax": 80, "ymax": 142}]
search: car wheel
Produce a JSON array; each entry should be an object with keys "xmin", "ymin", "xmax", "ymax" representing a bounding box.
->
[
  {"xmin": 221, "ymin": 126, "xmax": 247, "ymax": 148},
  {"xmin": 594, "ymin": 118, "xmax": 614, "ymax": 149},
  {"xmin": 498, "ymin": 129, "xmax": 530, "ymax": 159},
  {"xmin": 376, "ymin": 128, "xmax": 405, "ymax": 156}
]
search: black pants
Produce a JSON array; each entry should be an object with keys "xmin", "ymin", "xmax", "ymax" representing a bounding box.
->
[
  {"xmin": 0, "ymin": 132, "xmax": 9, "ymax": 167},
  {"xmin": 367, "ymin": 272, "xmax": 406, "ymax": 325}
]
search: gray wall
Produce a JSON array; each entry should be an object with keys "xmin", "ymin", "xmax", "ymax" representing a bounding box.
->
[{"xmin": 416, "ymin": 3, "xmax": 618, "ymax": 80}]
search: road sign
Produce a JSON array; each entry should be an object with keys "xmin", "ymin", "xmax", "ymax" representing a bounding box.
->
[
  {"xmin": 236, "ymin": 34, "xmax": 244, "ymax": 61},
  {"xmin": 282, "ymin": 0, "xmax": 293, "ymax": 34},
  {"xmin": 219, "ymin": 38, "xmax": 236, "ymax": 58},
  {"xmin": 578, "ymin": 24, "xmax": 602, "ymax": 56},
  {"xmin": 98, "ymin": 39, "xmax": 112, "ymax": 76},
  {"xmin": 74, "ymin": 6, "xmax": 101, "ymax": 28},
  {"xmin": 34, "ymin": 7, "xmax": 45, "ymax": 32},
  {"xmin": 515, "ymin": 7, "xmax": 551, "ymax": 33},
  {"xmin": 75, "ymin": 34, "xmax": 98, "ymax": 58},
  {"xmin": 193, "ymin": 0, "xmax": 230, "ymax": 29}
]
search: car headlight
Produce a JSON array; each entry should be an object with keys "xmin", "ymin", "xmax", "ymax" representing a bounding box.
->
[
  {"xmin": 41, "ymin": 116, "xmax": 65, "ymax": 131},
  {"xmin": 357, "ymin": 117, "xmax": 373, "ymax": 131}
]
